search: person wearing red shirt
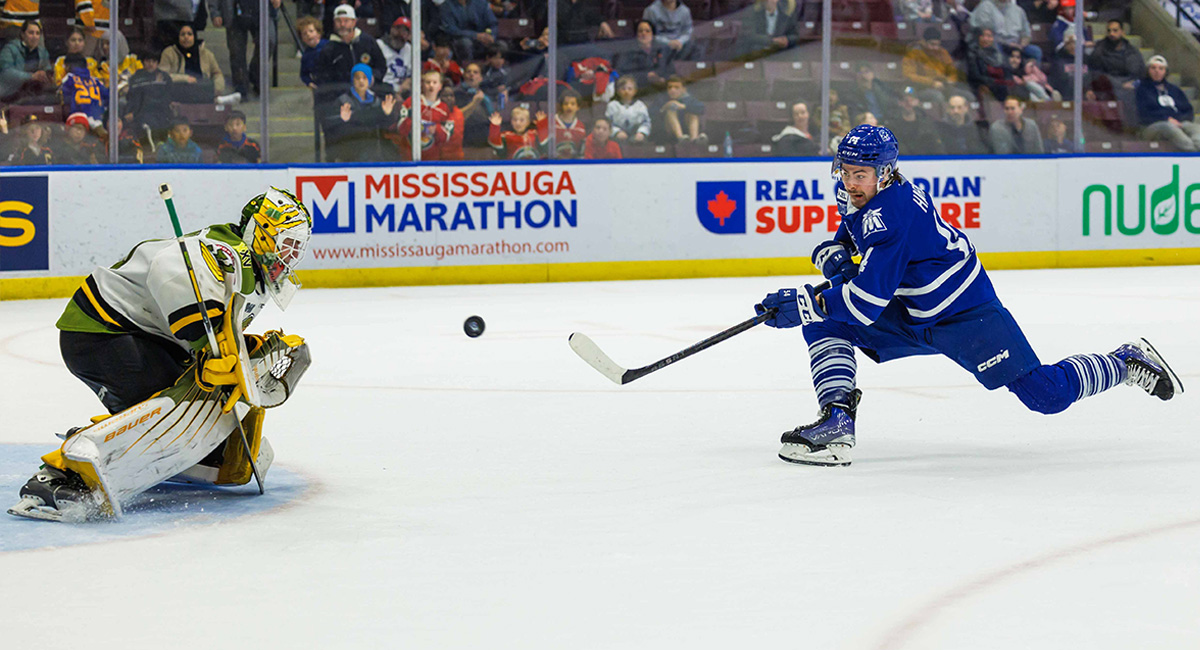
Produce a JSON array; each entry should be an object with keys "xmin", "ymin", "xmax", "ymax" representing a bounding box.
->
[
  {"xmin": 552, "ymin": 90, "xmax": 587, "ymax": 158},
  {"xmin": 487, "ymin": 105, "xmax": 548, "ymax": 159},
  {"xmin": 439, "ymin": 83, "xmax": 465, "ymax": 161},
  {"xmin": 422, "ymin": 35, "xmax": 463, "ymax": 86},
  {"xmin": 583, "ymin": 117, "xmax": 622, "ymax": 159},
  {"xmin": 395, "ymin": 69, "xmax": 455, "ymax": 160}
]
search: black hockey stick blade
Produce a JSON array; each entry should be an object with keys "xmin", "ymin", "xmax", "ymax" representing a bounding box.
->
[{"xmin": 568, "ymin": 280, "xmax": 832, "ymax": 385}]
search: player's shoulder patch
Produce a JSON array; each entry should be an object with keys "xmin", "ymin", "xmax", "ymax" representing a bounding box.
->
[{"xmin": 861, "ymin": 207, "xmax": 887, "ymax": 237}]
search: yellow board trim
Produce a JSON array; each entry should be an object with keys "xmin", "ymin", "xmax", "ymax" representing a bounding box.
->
[
  {"xmin": 79, "ymin": 279, "xmax": 121, "ymax": 327},
  {"xmin": 169, "ymin": 307, "xmax": 224, "ymax": 334},
  {"xmin": 4, "ymin": 248, "xmax": 1200, "ymax": 300}
]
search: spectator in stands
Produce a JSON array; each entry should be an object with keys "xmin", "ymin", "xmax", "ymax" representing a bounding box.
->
[
  {"xmin": 217, "ymin": 110, "xmax": 261, "ymax": 163},
  {"xmin": 891, "ymin": 87, "xmax": 947, "ymax": 154},
  {"xmin": 969, "ymin": 0, "xmax": 1041, "ymax": 62},
  {"xmin": 7, "ymin": 114, "xmax": 53, "ymax": 165},
  {"xmin": 456, "ymin": 63, "xmax": 495, "ymax": 147},
  {"xmin": 424, "ymin": 36, "xmax": 464, "ymax": 86},
  {"xmin": 94, "ymin": 36, "xmax": 142, "ymax": 92},
  {"xmin": 378, "ymin": 17, "xmax": 414, "ymax": 95},
  {"xmin": 941, "ymin": 0, "xmax": 973, "ymax": 52},
  {"xmin": 895, "ymin": 0, "xmax": 936, "ymax": 23},
  {"xmin": 1049, "ymin": 0, "xmax": 1091, "ymax": 53},
  {"xmin": 742, "ymin": 0, "xmax": 800, "ymax": 56},
  {"xmin": 655, "ymin": 75, "xmax": 705, "ymax": 145},
  {"xmin": 439, "ymin": 83, "xmax": 466, "ymax": 160},
  {"xmin": 1045, "ymin": 30, "xmax": 1092, "ymax": 101},
  {"xmin": 440, "ymin": 0, "xmax": 498, "ymax": 63},
  {"xmin": 57, "ymin": 112, "xmax": 100, "ymax": 165},
  {"xmin": 1042, "ymin": 114, "xmax": 1074, "ymax": 152},
  {"xmin": 1136, "ymin": 55, "xmax": 1200, "ymax": 151},
  {"xmin": 313, "ymin": 5, "xmax": 387, "ymax": 119},
  {"xmin": 114, "ymin": 116, "xmax": 145, "ymax": 163},
  {"xmin": 841, "ymin": 63, "xmax": 898, "ymax": 123},
  {"xmin": 489, "ymin": 0, "xmax": 518, "ymax": 18},
  {"xmin": 326, "ymin": 63, "xmax": 400, "ymax": 161},
  {"xmin": 1088, "ymin": 20, "xmax": 1145, "ymax": 90},
  {"xmin": 298, "ymin": 16, "xmax": 328, "ymax": 90},
  {"xmin": 488, "ymin": 105, "xmax": 548, "ymax": 159},
  {"xmin": 54, "ymin": 28, "xmax": 99, "ymax": 86},
  {"xmin": 533, "ymin": 0, "xmax": 614, "ymax": 47},
  {"xmin": 565, "ymin": 55, "xmax": 616, "ymax": 103},
  {"xmin": 396, "ymin": 69, "xmax": 454, "ymax": 160},
  {"xmin": 771, "ymin": 101, "xmax": 819, "ymax": 156},
  {"xmin": 643, "ymin": 0, "xmax": 694, "ymax": 60},
  {"xmin": 0, "ymin": 20, "xmax": 51, "ymax": 101},
  {"xmin": 211, "ymin": 0, "xmax": 281, "ymax": 99},
  {"xmin": 125, "ymin": 51, "xmax": 173, "ymax": 142},
  {"xmin": 584, "ymin": 116, "xmax": 621, "ymax": 159},
  {"xmin": 966, "ymin": 27, "xmax": 1008, "ymax": 101},
  {"xmin": 606, "ymin": 76, "xmax": 652, "ymax": 143},
  {"xmin": 989, "ymin": 96, "xmax": 1043, "ymax": 153},
  {"xmin": 902, "ymin": 27, "xmax": 960, "ymax": 105},
  {"xmin": 518, "ymin": 26, "xmax": 551, "ymax": 59},
  {"xmin": 480, "ymin": 45, "xmax": 510, "ymax": 101},
  {"xmin": 937, "ymin": 93, "xmax": 990, "ymax": 154},
  {"xmin": 551, "ymin": 89, "xmax": 587, "ymax": 158},
  {"xmin": 160, "ymin": 25, "xmax": 237, "ymax": 103},
  {"xmin": 61, "ymin": 64, "xmax": 107, "ymax": 129},
  {"xmin": 154, "ymin": 0, "xmax": 209, "ymax": 52},
  {"xmin": 823, "ymin": 87, "xmax": 850, "ymax": 136},
  {"xmin": 613, "ymin": 20, "xmax": 670, "ymax": 88},
  {"xmin": 1016, "ymin": 48, "xmax": 1060, "ymax": 101},
  {"xmin": 1019, "ymin": 0, "xmax": 1059, "ymax": 25},
  {"xmin": 156, "ymin": 116, "xmax": 203, "ymax": 163}
]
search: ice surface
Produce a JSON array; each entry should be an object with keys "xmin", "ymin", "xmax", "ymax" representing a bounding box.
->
[{"xmin": 0, "ymin": 266, "xmax": 1197, "ymax": 649}]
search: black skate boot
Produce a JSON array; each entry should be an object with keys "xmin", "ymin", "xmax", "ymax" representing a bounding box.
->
[
  {"xmin": 1111, "ymin": 338, "xmax": 1184, "ymax": 401},
  {"xmin": 7, "ymin": 466, "xmax": 101, "ymax": 522},
  {"xmin": 779, "ymin": 389, "xmax": 861, "ymax": 467}
]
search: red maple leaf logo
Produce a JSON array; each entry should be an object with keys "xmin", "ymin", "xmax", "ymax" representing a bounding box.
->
[{"xmin": 707, "ymin": 191, "xmax": 737, "ymax": 226}]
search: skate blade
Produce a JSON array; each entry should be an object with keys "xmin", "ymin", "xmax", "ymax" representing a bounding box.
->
[
  {"xmin": 1140, "ymin": 338, "xmax": 1185, "ymax": 398},
  {"xmin": 7, "ymin": 496, "xmax": 93, "ymax": 523},
  {"xmin": 778, "ymin": 443, "xmax": 853, "ymax": 467}
]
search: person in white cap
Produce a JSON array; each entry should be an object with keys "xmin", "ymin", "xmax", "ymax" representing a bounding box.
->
[
  {"xmin": 312, "ymin": 2, "xmax": 387, "ymax": 151},
  {"xmin": 1135, "ymin": 54, "xmax": 1200, "ymax": 151}
]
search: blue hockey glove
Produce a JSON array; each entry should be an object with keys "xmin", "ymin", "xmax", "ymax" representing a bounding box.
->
[
  {"xmin": 812, "ymin": 241, "xmax": 859, "ymax": 283},
  {"xmin": 755, "ymin": 286, "xmax": 827, "ymax": 328}
]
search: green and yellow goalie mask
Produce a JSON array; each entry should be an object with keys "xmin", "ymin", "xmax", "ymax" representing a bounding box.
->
[{"xmin": 241, "ymin": 187, "xmax": 313, "ymax": 310}]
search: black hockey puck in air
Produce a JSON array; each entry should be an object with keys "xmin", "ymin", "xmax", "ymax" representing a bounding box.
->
[{"xmin": 464, "ymin": 315, "xmax": 485, "ymax": 338}]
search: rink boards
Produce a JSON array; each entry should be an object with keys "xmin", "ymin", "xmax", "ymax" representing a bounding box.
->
[{"xmin": 1, "ymin": 155, "xmax": 1199, "ymax": 299}]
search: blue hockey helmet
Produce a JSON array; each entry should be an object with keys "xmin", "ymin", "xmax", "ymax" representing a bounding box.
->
[{"xmin": 832, "ymin": 124, "xmax": 899, "ymax": 189}]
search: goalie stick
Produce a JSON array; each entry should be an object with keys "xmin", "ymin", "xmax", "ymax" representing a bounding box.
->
[
  {"xmin": 569, "ymin": 280, "xmax": 833, "ymax": 385},
  {"xmin": 160, "ymin": 183, "xmax": 265, "ymax": 495}
]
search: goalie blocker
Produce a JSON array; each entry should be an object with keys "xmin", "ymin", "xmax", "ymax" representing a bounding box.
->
[{"xmin": 8, "ymin": 330, "xmax": 311, "ymax": 522}]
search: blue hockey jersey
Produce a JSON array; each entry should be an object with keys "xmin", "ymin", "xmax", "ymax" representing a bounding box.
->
[{"xmin": 821, "ymin": 175, "xmax": 997, "ymax": 326}]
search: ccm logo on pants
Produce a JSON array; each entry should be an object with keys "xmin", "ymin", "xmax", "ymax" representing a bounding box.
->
[{"xmin": 977, "ymin": 349, "xmax": 1011, "ymax": 372}]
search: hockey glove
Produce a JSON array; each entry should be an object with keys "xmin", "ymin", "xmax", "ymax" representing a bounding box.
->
[
  {"xmin": 755, "ymin": 286, "xmax": 828, "ymax": 328},
  {"xmin": 812, "ymin": 241, "xmax": 859, "ymax": 284}
]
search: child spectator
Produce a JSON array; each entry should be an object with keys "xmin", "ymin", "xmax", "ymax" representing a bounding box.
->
[
  {"xmin": 156, "ymin": 117, "xmax": 204, "ymax": 163},
  {"xmin": 57, "ymin": 112, "xmax": 100, "ymax": 165},
  {"xmin": 1019, "ymin": 50, "xmax": 1060, "ymax": 101},
  {"xmin": 488, "ymin": 105, "xmax": 548, "ymax": 159},
  {"xmin": 771, "ymin": 101, "xmax": 819, "ymax": 156},
  {"xmin": 125, "ymin": 51, "xmax": 173, "ymax": 143},
  {"xmin": 217, "ymin": 110, "xmax": 262, "ymax": 163},
  {"xmin": 479, "ymin": 45, "xmax": 509, "ymax": 101},
  {"xmin": 1042, "ymin": 115, "xmax": 1074, "ymax": 153},
  {"xmin": 396, "ymin": 68, "xmax": 455, "ymax": 160},
  {"xmin": 113, "ymin": 115, "xmax": 144, "ymax": 163},
  {"xmin": 53, "ymin": 27, "xmax": 99, "ymax": 86},
  {"xmin": 583, "ymin": 117, "xmax": 622, "ymax": 159},
  {"xmin": 655, "ymin": 75, "xmax": 705, "ymax": 144},
  {"xmin": 328, "ymin": 63, "xmax": 401, "ymax": 162},
  {"xmin": 606, "ymin": 76, "xmax": 651, "ymax": 143},
  {"xmin": 7, "ymin": 115, "xmax": 53, "ymax": 165},
  {"xmin": 456, "ymin": 62, "xmax": 495, "ymax": 147},
  {"xmin": 423, "ymin": 35, "xmax": 463, "ymax": 86},
  {"xmin": 94, "ymin": 36, "xmax": 141, "ymax": 91},
  {"xmin": 297, "ymin": 16, "xmax": 328, "ymax": 91},
  {"xmin": 60, "ymin": 64, "xmax": 107, "ymax": 128},
  {"xmin": 439, "ymin": 83, "xmax": 466, "ymax": 161},
  {"xmin": 552, "ymin": 89, "xmax": 587, "ymax": 158}
]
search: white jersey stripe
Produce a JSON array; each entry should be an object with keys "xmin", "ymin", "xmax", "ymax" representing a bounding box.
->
[{"xmin": 905, "ymin": 256, "xmax": 982, "ymax": 319}]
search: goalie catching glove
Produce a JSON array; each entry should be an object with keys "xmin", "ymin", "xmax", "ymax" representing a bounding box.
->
[{"xmin": 198, "ymin": 323, "xmax": 311, "ymax": 411}]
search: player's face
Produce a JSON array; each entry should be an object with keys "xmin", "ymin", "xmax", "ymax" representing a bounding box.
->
[{"xmin": 840, "ymin": 163, "xmax": 879, "ymax": 208}]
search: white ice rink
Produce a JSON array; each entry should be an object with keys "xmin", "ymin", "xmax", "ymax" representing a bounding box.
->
[{"xmin": 1, "ymin": 266, "xmax": 1197, "ymax": 649}]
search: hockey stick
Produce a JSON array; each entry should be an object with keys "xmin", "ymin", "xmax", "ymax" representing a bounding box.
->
[
  {"xmin": 569, "ymin": 280, "xmax": 833, "ymax": 385},
  {"xmin": 159, "ymin": 183, "xmax": 265, "ymax": 495}
]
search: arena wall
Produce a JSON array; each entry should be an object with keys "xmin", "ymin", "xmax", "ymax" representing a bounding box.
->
[{"xmin": 1, "ymin": 156, "xmax": 1199, "ymax": 300}]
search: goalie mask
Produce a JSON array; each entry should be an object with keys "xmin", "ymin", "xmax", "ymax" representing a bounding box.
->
[{"xmin": 240, "ymin": 187, "xmax": 313, "ymax": 310}]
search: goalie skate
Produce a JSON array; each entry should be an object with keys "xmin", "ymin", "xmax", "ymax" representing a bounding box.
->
[
  {"xmin": 1112, "ymin": 338, "xmax": 1184, "ymax": 401},
  {"xmin": 779, "ymin": 390, "xmax": 861, "ymax": 467},
  {"xmin": 7, "ymin": 467, "xmax": 104, "ymax": 523}
]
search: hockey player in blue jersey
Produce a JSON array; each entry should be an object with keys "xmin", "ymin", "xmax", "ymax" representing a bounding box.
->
[{"xmin": 754, "ymin": 124, "xmax": 1183, "ymax": 467}]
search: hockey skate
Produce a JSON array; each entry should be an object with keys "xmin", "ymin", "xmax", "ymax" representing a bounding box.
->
[
  {"xmin": 1112, "ymin": 338, "xmax": 1184, "ymax": 401},
  {"xmin": 7, "ymin": 467, "xmax": 104, "ymax": 523},
  {"xmin": 779, "ymin": 389, "xmax": 861, "ymax": 467}
]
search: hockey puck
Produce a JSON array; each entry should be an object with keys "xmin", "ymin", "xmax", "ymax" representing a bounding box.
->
[{"xmin": 463, "ymin": 315, "xmax": 485, "ymax": 338}]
